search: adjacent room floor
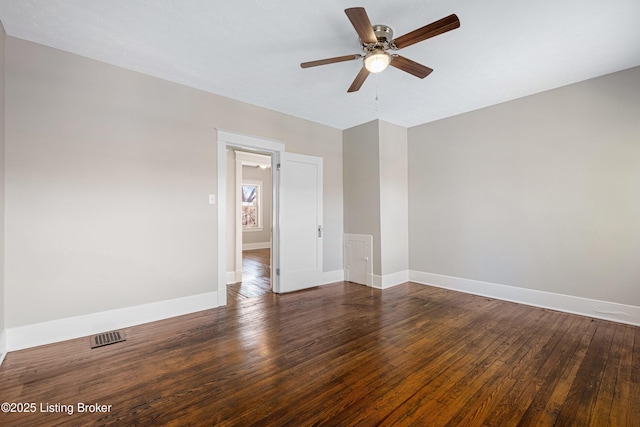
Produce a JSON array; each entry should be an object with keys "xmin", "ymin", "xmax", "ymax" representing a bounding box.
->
[{"xmin": 227, "ymin": 248, "xmax": 272, "ymax": 303}]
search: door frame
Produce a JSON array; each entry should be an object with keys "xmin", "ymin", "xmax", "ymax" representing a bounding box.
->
[{"xmin": 217, "ymin": 130, "xmax": 285, "ymax": 305}]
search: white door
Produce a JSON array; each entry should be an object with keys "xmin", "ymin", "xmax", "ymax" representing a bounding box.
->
[
  {"xmin": 344, "ymin": 234, "xmax": 372, "ymax": 286},
  {"xmin": 278, "ymin": 152, "xmax": 323, "ymax": 293}
]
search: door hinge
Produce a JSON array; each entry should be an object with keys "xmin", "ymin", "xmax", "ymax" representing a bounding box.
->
[
  {"xmin": 276, "ymin": 268, "xmax": 280, "ymax": 276},
  {"xmin": 276, "ymin": 163, "xmax": 281, "ymax": 170}
]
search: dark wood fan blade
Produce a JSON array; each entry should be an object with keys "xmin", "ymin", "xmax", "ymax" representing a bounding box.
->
[
  {"xmin": 345, "ymin": 7, "xmax": 377, "ymax": 44},
  {"xmin": 389, "ymin": 55, "xmax": 433, "ymax": 79},
  {"xmin": 392, "ymin": 14, "xmax": 460, "ymax": 49},
  {"xmin": 347, "ymin": 67, "xmax": 370, "ymax": 92},
  {"xmin": 300, "ymin": 54, "xmax": 361, "ymax": 68}
]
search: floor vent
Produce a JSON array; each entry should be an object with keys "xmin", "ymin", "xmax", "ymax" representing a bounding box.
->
[{"xmin": 91, "ymin": 330, "xmax": 126, "ymax": 349}]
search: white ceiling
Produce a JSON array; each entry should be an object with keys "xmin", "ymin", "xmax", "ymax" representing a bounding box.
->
[{"xmin": 0, "ymin": 0, "xmax": 638, "ymax": 130}]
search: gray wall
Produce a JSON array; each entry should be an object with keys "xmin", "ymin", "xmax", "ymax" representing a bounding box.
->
[
  {"xmin": 343, "ymin": 120, "xmax": 410, "ymax": 277},
  {"xmin": 379, "ymin": 121, "xmax": 408, "ymax": 276},
  {"xmin": 242, "ymin": 164, "xmax": 272, "ymax": 245},
  {"xmin": 0, "ymin": 22, "xmax": 5, "ymax": 338},
  {"xmin": 343, "ymin": 121, "xmax": 382, "ymax": 276},
  {"xmin": 408, "ymin": 66, "xmax": 640, "ymax": 306},
  {"xmin": 4, "ymin": 37, "xmax": 343, "ymax": 328},
  {"xmin": 5, "ymin": 28, "xmax": 637, "ymax": 334}
]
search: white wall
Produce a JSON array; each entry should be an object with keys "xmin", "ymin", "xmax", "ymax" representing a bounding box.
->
[
  {"xmin": 4, "ymin": 37, "xmax": 343, "ymax": 332},
  {"xmin": 408, "ymin": 66, "xmax": 640, "ymax": 307}
]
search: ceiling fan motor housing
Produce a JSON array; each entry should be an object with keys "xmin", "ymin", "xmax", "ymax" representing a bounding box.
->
[
  {"xmin": 372, "ymin": 24, "xmax": 393, "ymax": 42},
  {"xmin": 361, "ymin": 24, "xmax": 397, "ymax": 55}
]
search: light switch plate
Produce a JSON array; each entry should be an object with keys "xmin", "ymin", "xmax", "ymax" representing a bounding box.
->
[{"xmin": 208, "ymin": 194, "xmax": 216, "ymax": 205}]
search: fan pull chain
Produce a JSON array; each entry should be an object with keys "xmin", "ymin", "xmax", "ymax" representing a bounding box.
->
[
  {"xmin": 375, "ymin": 73, "xmax": 379, "ymax": 101},
  {"xmin": 374, "ymin": 73, "xmax": 380, "ymax": 112}
]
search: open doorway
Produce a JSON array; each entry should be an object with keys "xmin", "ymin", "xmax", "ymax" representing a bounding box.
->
[
  {"xmin": 227, "ymin": 149, "xmax": 274, "ymax": 303},
  {"xmin": 217, "ymin": 130, "xmax": 285, "ymax": 307},
  {"xmin": 217, "ymin": 130, "xmax": 325, "ymax": 305}
]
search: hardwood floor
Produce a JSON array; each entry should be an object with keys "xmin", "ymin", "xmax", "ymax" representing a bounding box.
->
[
  {"xmin": 1, "ymin": 281, "xmax": 638, "ymax": 426},
  {"xmin": 227, "ymin": 248, "xmax": 272, "ymax": 303}
]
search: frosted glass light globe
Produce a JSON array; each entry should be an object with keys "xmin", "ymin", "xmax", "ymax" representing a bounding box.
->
[{"xmin": 364, "ymin": 51, "xmax": 390, "ymax": 73}]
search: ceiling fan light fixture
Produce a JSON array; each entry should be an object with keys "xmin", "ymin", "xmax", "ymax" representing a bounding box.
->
[
  {"xmin": 364, "ymin": 50, "xmax": 390, "ymax": 73},
  {"xmin": 301, "ymin": 8, "xmax": 460, "ymax": 92}
]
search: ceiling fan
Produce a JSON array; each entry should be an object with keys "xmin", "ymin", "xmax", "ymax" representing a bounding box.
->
[{"xmin": 300, "ymin": 7, "xmax": 460, "ymax": 93}]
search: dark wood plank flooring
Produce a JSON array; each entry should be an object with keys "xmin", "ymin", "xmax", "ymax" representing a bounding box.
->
[
  {"xmin": 0, "ymin": 282, "xmax": 638, "ymax": 426},
  {"xmin": 227, "ymin": 248, "xmax": 272, "ymax": 303}
]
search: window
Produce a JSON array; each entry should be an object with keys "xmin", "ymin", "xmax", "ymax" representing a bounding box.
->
[{"xmin": 242, "ymin": 181, "xmax": 262, "ymax": 230}]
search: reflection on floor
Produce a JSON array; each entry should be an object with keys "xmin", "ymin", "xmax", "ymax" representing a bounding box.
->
[{"xmin": 227, "ymin": 248, "xmax": 271, "ymax": 304}]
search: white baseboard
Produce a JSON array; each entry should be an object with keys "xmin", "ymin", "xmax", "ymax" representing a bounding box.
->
[
  {"xmin": 0, "ymin": 330, "xmax": 6, "ymax": 367},
  {"xmin": 242, "ymin": 242, "xmax": 271, "ymax": 250},
  {"xmin": 226, "ymin": 270, "xmax": 242, "ymax": 284},
  {"xmin": 410, "ymin": 270, "xmax": 640, "ymax": 326},
  {"xmin": 321, "ymin": 269, "xmax": 344, "ymax": 284},
  {"xmin": 5, "ymin": 291, "xmax": 220, "ymax": 352},
  {"xmin": 371, "ymin": 270, "xmax": 410, "ymax": 289}
]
